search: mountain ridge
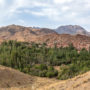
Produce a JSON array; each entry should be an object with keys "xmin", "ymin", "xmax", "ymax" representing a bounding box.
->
[
  {"xmin": 0, "ymin": 25, "xmax": 90, "ymax": 50},
  {"xmin": 55, "ymin": 25, "xmax": 89, "ymax": 35}
]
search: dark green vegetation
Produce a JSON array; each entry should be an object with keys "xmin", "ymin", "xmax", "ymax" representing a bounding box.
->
[{"xmin": 0, "ymin": 40, "xmax": 90, "ymax": 79}]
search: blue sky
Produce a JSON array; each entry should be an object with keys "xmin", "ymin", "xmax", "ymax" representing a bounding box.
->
[{"xmin": 0, "ymin": 0, "xmax": 90, "ymax": 31}]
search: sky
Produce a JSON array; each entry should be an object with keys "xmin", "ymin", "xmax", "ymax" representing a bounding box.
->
[{"xmin": 0, "ymin": 0, "xmax": 90, "ymax": 31}]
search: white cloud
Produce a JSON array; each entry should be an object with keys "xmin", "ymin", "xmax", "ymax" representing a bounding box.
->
[
  {"xmin": 25, "ymin": 8, "xmax": 60, "ymax": 21},
  {"xmin": 7, "ymin": 0, "xmax": 51, "ymax": 17},
  {"xmin": 0, "ymin": 0, "xmax": 90, "ymax": 30},
  {"xmin": 53, "ymin": 0, "xmax": 73, "ymax": 4},
  {"xmin": 0, "ymin": 0, "xmax": 5, "ymax": 8},
  {"xmin": 18, "ymin": 19, "xmax": 25, "ymax": 24},
  {"xmin": 61, "ymin": 6, "xmax": 70, "ymax": 12},
  {"xmin": 0, "ymin": 0, "xmax": 4, "ymax": 5}
]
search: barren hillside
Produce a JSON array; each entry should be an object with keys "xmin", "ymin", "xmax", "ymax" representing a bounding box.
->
[
  {"xmin": 0, "ymin": 65, "xmax": 35, "ymax": 89},
  {"xmin": 33, "ymin": 33, "xmax": 90, "ymax": 50},
  {"xmin": 0, "ymin": 65, "xmax": 59, "ymax": 90},
  {"xmin": 0, "ymin": 25, "xmax": 90, "ymax": 50},
  {"xmin": 0, "ymin": 65, "xmax": 89, "ymax": 90},
  {"xmin": 38, "ymin": 71, "xmax": 90, "ymax": 90},
  {"xmin": 0, "ymin": 25, "xmax": 56, "ymax": 42}
]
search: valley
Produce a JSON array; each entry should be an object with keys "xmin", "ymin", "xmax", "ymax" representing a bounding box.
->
[{"xmin": 0, "ymin": 25, "xmax": 90, "ymax": 90}]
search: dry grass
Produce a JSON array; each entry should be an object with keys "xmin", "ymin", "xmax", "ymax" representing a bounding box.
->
[
  {"xmin": 0, "ymin": 65, "xmax": 90, "ymax": 90},
  {"xmin": 0, "ymin": 65, "xmax": 35, "ymax": 88}
]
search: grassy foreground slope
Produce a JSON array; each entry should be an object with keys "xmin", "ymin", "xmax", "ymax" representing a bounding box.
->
[
  {"xmin": 0, "ymin": 65, "xmax": 35, "ymax": 88},
  {"xmin": 0, "ymin": 66, "xmax": 89, "ymax": 90},
  {"xmin": 0, "ymin": 65, "xmax": 59, "ymax": 90},
  {"xmin": 38, "ymin": 71, "xmax": 90, "ymax": 90}
]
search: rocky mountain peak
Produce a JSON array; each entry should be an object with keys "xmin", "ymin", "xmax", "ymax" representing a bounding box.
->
[{"xmin": 55, "ymin": 25, "xmax": 87, "ymax": 35}]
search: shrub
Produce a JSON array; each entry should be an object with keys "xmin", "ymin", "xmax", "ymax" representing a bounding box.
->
[
  {"xmin": 39, "ymin": 70, "xmax": 47, "ymax": 77},
  {"xmin": 48, "ymin": 66, "xmax": 54, "ymax": 71},
  {"xmin": 35, "ymin": 64, "xmax": 47, "ymax": 70},
  {"xmin": 22, "ymin": 67, "xmax": 29, "ymax": 73},
  {"xmin": 46, "ymin": 70, "xmax": 58, "ymax": 78},
  {"xmin": 46, "ymin": 71, "xmax": 54, "ymax": 78},
  {"xmin": 58, "ymin": 64, "xmax": 79, "ymax": 80}
]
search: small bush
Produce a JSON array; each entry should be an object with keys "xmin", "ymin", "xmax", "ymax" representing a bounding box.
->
[
  {"xmin": 35, "ymin": 64, "xmax": 47, "ymax": 70},
  {"xmin": 48, "ymin": 66, "xmax": 54, "ymax": 71},
  {"xmin": 58, "ymin": 64, "xmax": 79, "ymax": 80},
  {"xmin": 22, "ymin": 67, "xmax": 29, "ymax": 73},
  {"xmin": 39, "ymin": 70, "xmax": 47, "ymax": 77},
  {"xmin": 46, "ymin": 71, "xmax": 54, "ymax": 78},
  {"xmin": 46, "ymin": 70, "xmax": 58, "ymax": 78}
]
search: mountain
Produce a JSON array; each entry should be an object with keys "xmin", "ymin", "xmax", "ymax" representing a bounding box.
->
[
  {"xmin": 0, "ymin": 24, "xmax": 56, "ymax": 42},
  {"xmin": 55, "ymin": 25, "xmax": 89, "ymax": 35},
  {"xmin": 0, "ymin": 25, "xmax": 90, "ymax": 50}
]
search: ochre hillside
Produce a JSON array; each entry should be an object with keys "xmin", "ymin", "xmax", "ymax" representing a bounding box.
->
[
  {"xmin": 33, "ymin": 33, "xmax": 90, "ymax": 50},
  {"xmin": 0, "ymin": 25, "xmax": 90, "ymax": 50},
  {"xmin": 0, "ymin": 25, "xmax": 56, "ymax": 42}
]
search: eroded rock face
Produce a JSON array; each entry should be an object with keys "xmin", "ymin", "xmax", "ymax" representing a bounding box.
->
[{"xmin": 33, "ymin": 33, "xmax": 90, "ymax": 50}]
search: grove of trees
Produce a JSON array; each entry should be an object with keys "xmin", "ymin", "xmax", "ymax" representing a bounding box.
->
[{"xmin": 0, "ymin": 40, "xmax": 90, "ymax": 79}]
